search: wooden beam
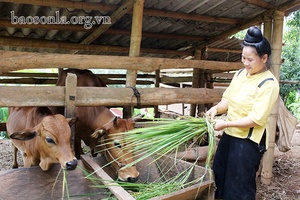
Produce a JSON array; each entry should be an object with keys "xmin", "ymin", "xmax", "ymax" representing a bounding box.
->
[
  {"xmin": 205, "ymin": 47, "xmax": 242, "ymax": 54},
  {"xmin": 277, "ymin": 0, "xmax": 300, "ymax": 15},
  {"xmin": 0, "ymin": 19, "xmax": 205, "ymax": 42},
  {"xmin": 279, "ymin": 80, "xmax": 299, "ymax": 84},
  {"xmin": 0, "ymin": 86, "xmax": 225, "ymax": 107},
  {"xmin": 1, "ymin": 72, "xmax": 57, "ymax": 78},
  {"xmin": 160, "ymin": 76, "xmax": 192, "ymax": 83},
  {"xmin": 72, "ymin": 0, "xmax": 135, "ymax": 54},
  {"xmin": 197, "ymin": 1, "xmax": 300, "ymax": 49},
  {"xmin": 0, "ymin": 0, "xmax": 115, "ymax": 12},
  {"xmin": 0, "ymin": 72, "xmax": 155, "ymax": 79},
  {"xmin": 0, "ymin": 51, "xmax": 243, "ymax": 74},
  {"xmin": 0, "ymin": 0, "xmax": 239, "ymax": 24},
  {"xmin": 0, "ymin": 78, "xmax": 154, "ymax": 85},
  {"xmin": 0, "ymin": 36, "xmax": 192, "ymax": 56},
  {"xmin": 242, "ymin": 0, "xmax": 273, "ymax": 9},
  {"xmin": 142, "ymin": 8, "xmax": 239, "ymax": 24},
  {"xmin": 0, "ymin": 78, "xmax": 57, "ymax": 85}
]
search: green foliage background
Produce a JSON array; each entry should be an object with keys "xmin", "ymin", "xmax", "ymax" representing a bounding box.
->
[
  {"xmin": 0, "ymin": 107, "xmax": 8, "ymax": 138},
  {"xmin": 280, "ymin": 11, "xmax": 300, "ymax": 120}
]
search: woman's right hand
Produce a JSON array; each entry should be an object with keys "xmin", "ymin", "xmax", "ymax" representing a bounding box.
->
[{"xmin": 206, "ymin": 106, "xmax": 218, "ymax": 120}]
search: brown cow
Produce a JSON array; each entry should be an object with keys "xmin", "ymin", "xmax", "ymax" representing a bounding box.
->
[
  {"xmin": 51, "ymin": 69, "xmax": 140, "ymax": 182},
  {"xmin": 7, "ymin": 107, "xmax": 77, "ymax": 171}
]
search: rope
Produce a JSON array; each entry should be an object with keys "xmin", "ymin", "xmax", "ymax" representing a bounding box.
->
[{"xmin": 127, "ymin": 86, "xmax": 141, "ymax": 114}]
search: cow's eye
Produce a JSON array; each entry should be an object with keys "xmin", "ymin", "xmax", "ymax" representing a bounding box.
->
[
  {"xmin": 46, "ymin": 137, "xmax": 55, "ymax": 144},
  {"xmin": 114, "ymin": 141, "xmax": 122, "ymax": 148}
]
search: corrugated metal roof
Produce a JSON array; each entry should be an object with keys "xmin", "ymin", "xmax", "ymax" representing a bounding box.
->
[{"xmin": 0, "ymin": 0, "xmax": 299, "ymax": 62}]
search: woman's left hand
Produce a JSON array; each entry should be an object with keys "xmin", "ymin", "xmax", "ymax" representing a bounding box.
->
[{"xmin": 214, "ymin": 119, "xmax": 228, "ymax": 131}]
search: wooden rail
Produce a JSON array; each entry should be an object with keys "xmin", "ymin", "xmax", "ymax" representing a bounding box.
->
[{"xmin": 0, "ymin": 86, "xmax": 225, "ymax": 107}]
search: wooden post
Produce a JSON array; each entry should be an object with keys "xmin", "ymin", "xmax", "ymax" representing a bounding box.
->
[
  {"xmin": 258, "ymin": 14, "xmax": 273, "ymax": 178},
  {"xmin": 123, "ymin": 0, "xmax": 144, "ymax": 119},
  {"xmin": 65, "ymin": 73, "xmax": 77, "ymax": 151},
  {"xmin": 263, "ymin": 15, "xmax": 272, "ymax": 42},
  {"xmin": 190, "ymin": 50, "xmax": 200, "ymax": 117},
  {"xmin": 190, "ymin": 49, "xmax": 206, "ymax": 117},
  {"xmin": 261, "ymin": 10, "xmax": 284, "ymax": 185},
  {"xmin": 154, "ymin": 69, "xmax": 160, "ymax": 117}
]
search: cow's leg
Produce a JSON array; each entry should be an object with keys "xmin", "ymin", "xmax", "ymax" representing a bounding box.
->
[
  {"xmin": 74, "ymin": 134, "xmax": 83, "ymax": 159},
  {"xmin": 12, "ymin": 144, "xmax": 18, "ymax": 169},
  {"xmin": 90, "ymin": 147, "xmax": 97, "ymax": 157},
  {"xmin": 23, "ymin": 153, "xmax": 32, "ymax": 168}
]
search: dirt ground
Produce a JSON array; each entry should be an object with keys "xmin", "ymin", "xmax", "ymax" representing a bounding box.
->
[
  {"xmin": 1, "ymin": 127, "xmax": 300, "ymax": 200},
  {"xmin": 256, "ymin": 126, "xmax": 300, "ymax": 200}
]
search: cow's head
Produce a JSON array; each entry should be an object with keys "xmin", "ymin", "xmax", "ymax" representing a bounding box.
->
[
  {"xmin": 10, "ymin": 114, "xmax": 78, "ymax": 171},
  {"xmin": 91, "ymin": 116, "xmax": 141, "ymax": 182}
]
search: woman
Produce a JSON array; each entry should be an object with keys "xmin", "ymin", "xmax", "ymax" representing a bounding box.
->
[{"xmin": 206, "ymin": 26, "xmax": 279, "ymax": 200}]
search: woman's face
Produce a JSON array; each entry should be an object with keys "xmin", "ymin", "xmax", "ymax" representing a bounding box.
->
[{"xmin": 241, "ymin": 46, "xmax": 268, "ymax": 75}]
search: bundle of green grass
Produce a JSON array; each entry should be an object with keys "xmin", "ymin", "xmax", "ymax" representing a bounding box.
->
[{"xmin": 94, "ymin": 116, "xmax": 217, "ymax": 200}]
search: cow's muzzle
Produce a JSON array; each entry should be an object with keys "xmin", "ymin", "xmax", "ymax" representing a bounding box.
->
[{"xmin": 65, "ymin": 159, "xmax": 78, "ymax": 170}]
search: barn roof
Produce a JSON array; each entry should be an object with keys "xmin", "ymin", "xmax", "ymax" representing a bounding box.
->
[{"xmin": 0, "ymin": 0, "xmax": 299, "ymax": 63}]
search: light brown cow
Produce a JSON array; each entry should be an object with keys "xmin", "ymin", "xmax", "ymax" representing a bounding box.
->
[
  {"xmin": 7, "ymin": 107, "xmax": 77, "ymax": 171},
  {"xmin": 51, "ymin": 69, "xmax": 140, "ymax": 182}
]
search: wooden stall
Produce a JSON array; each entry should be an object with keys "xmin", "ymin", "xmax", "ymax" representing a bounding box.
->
[{"xmin": 0, "ymin": 0, "xmax": 299, "ymax": 191}]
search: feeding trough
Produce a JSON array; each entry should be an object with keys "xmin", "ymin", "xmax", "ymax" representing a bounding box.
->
[
  {"xmin": 82, "ymin": 154, "xmax": 215, "ymax": 200},
  {"xmin": 0, "ymin": 153, "xmax": 214, "ymax": 200},
  {"xmin": 0, "ymin": 159, "xmax": 109, "ymax": 200}
]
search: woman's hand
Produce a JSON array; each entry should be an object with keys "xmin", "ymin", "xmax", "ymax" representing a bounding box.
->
[
  {"xmin": 206, "ymin": 100, "xmax": 228, "ymax": 120},
  {"xmin": 214, "ymin": 117, "xmax": 259, "ymax": 131},
  {"xmin": 214, "ymin": 119, "xmax": 228, "ymax": 131},
  {"xmin": 206, "ymin": 106, "xmax": 218, "ymax": 120}
]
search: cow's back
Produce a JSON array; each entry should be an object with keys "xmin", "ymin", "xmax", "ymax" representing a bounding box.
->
[
  {"xmin": 56, "ymin": 69, "xmax": 106, "ymax": 87},
  {"xmin": 7, "ymin": 107, "xmax": 52, "ymax": 133},
  {"xmin": 52, "ymin": 69, "xmax": 140, "ymax": 181},
  {"xmin": 52, "ymin": 69, "xmax": 107, "ymax": 115},
  {"xmin": 52, "ymin": 69, "xmax": 113, "ymax": 156}
]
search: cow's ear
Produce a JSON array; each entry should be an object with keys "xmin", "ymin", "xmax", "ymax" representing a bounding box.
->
[
  {"xmin": 91, "ymin": 129, "xmax": 107, "ymax": 139},
  {"xmin": 10, "ymin": 131, "xmax": 37, "ymax": 141},
  {"xmin": 132, "ymin": 114, "xmax": 145, "ymax": 121},
  {"xmin": 113, "ymin": 116, "xmax": 119, "ymax": 128},
  {"xmin": 66, "ymin": 117, "xmax": 77, "ymax": 127}
]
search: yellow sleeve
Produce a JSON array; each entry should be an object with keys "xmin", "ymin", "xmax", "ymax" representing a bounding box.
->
[
  {"xmin": 222, "ymin": 70, "xmax": 240, "ymax": 102},
  {"xmin": 248, "ymin": 80, "xmax": 279, "ymax": 126}
]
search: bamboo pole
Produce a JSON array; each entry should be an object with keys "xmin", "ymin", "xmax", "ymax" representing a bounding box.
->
[
  {"xmin": 261, "ymin": 10, "xmax": 284, "ymax": 185},
  {"xmin": 124, "ymin": 0, "xmax": 144, "ymax": 119}
]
